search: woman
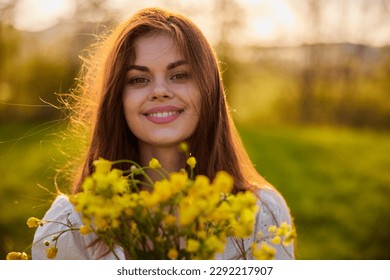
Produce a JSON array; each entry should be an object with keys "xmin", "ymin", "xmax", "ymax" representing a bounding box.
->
[{"xmin": 32, "ymin": 7, "xmax": 295, "ymax": 260}]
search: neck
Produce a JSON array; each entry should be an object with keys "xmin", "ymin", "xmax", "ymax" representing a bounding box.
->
[{"xmin": 138, "ymin": 142, "xmax": 186, "ymax": 182}]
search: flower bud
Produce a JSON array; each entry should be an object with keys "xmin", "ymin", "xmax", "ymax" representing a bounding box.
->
[
  {"xmin": 186, "ymin": 156, "xmax": 197, "ymax": 169},
  {"xmin": 6, "ymin": 252, "xmax": 28, "ymax": 260},
  {"xmin": 46, "ymin": 246, "xmax": 58, "ymax": 259},
  {"xmin": 148, "ymin": 158, "xmax": 161, "ymax": 169},
  {"xmin": 26, "ymin": 217, "xmax": 42, "ymax": 228}
]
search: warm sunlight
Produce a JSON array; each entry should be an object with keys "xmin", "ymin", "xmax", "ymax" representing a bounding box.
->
[
  {"xmin": 9, "ymin": 0, "xmax": 390, "ymax": 46},
  {"xmin": 13, "ymin": 0, "xmax": 74, "ymax": 32},
  {"xmin": 1, "ymin": 0, "xmax": 390, "ymax": 267}
]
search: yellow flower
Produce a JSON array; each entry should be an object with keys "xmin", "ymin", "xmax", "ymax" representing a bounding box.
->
[
  {"xmin": 234, "ymin": 208, "xmax": 256, "ymax": 238},
  {"xmin": 240, "ymin": 208, "xmax": 255, "ymax": 226},
  {"xmin": 151, "ymin": 180, "xmax": 172, "ymax": 203},
  {"xmin": 46, "ymin": 246, "xmax": 58, "ymax": 259},
  {"xmin": 130, "ymin": 221, "xmax": 139, "ymax": 236},
  {"xmin": 169, "ymin": 172, "xmax": 188, "ymax": 193},
  {"xmin": 79, "ymin": 225, "xmax": 92, "ymax": 235},
  {"xmin": 186, "ymin": 239, "xmax": 200, "ymax": 253},
  {"xmin": 93, "ymin": 157, "xmax": 112, "ymax": 174},
  {"xmin": 6, "ymin": 252, "xmax": 28, "ymax": 260},
  {"xmin": 186, "ymin": 156, "xmax": 196, "ymax": 169},
  {"xmin": 209, "ymin": 200, "xmax": 233, "ymax": 224},
  {"xmin": 26, "ymin": 217, "xmax": 42, "ymax": 228},
  {"xmin": 205, "ymin": 235, "xmax": 225, "ymax": 254},
  {"xmin": 44, "ymin": 154, "xmax": 287, "ymax": 260},
  {"xmin": 191, "ymin": 175, "xmax": 210, "ymax": 196},
  {"xmin": 277, "ymin": 222, "xmax": 292, "ymax": 236},
  {"xmin": 179, "ymin": 142, "xmax": 189, "ymax": 153},
  {"xmin": 196, "ymin": 230, "xmax": 207, "ymax": 239},
  {"xmin": 80, "ymin": 177, "xmax": 94, "ymax": 192},
  {"xmin": 178, "ymin": 197, "xmax": 200, "ymax": 226},
  {"xmin": 168, "ymin": 248, "xmax": 178, "ymax": 260},
  {"xmin": 163, "ymin": 214, "xmax": 177, "ymax": 227},
  {"xmin": 268, "ymin": 225, "xmax": 277, "ymax": 233},
  {"xmin": 149, "ymin": 158, "xmax": 161, "ymax": 169},
  {"xmin": 283, "ymin": 229, "xmax": 297, "ymax": 246},
  {"xmin": 139, "ymin": 190, "xmax": 158, "ymax": 208},
  {"xmin": 212, "ymin": 171, "xmax": 233, "ymax": 193},
  {"xmin": 270, "ymin": 235, "xmax": 281, "ymax": 245},
  {"xmin": 252, "ymin": 242, "xmax": 276, "ymax": 260}
]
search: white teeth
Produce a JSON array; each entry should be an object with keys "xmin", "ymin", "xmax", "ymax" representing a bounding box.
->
[{"xmin": 146, "ymin": 111, "xmax": 179, "ymax": 118}]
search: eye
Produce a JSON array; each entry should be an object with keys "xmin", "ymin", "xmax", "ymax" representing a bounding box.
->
[
  {"xmin": 171, "ymin": 72, "xmax": 190, "ymax": 81},
  {"xmin": 128, "ymin": 77, "xmax": 150, "ymax": 87}
]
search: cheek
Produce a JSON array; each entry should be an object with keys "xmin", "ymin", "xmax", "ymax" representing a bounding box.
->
[
  {"xmin": 122, "ymin": 93, "xmax": 138, "ymax": 124},
  {"xmin": 191, "ymin": 91, "xmax": 202, "ymax": 116},
  {"xmin": 182, "ymin": 83, "xmax": 201, "ymax": 111}
]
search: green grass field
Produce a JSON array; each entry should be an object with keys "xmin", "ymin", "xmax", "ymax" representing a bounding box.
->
[
  {"xmin": 0, "ymin": 121, "xmax": 65, "ymax": 258},
  {"xmin": 239, "ymin": 124, "xmax": 390, "ymax": 259},
  {"xmin": 1, "ymin": 122, "xmax": 389, "ymax": 259}
]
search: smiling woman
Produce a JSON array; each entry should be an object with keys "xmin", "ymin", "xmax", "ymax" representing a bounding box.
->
[
  {"xmin": 123, "ymin": 33, "xmax": 201, "ymax": 154},
  {"xmin": 30, "ymin": 7, "xmax": 295, "ymax": 260}
]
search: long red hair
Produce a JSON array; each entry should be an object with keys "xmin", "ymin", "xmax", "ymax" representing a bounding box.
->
[{"xmin": 68, "ymin": 7, "xmax": 269, "ymax": 194}]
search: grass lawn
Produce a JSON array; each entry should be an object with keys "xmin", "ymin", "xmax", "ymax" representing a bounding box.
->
[
  {"xmin": 238, "ymin": 124, "xmax": 390, "ymax": 259},
  {"xmin": 0, "ymin": 121, "xmax": 64, "ymax": 258}
]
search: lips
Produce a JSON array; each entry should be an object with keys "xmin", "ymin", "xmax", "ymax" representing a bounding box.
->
[
  {"xmin": 142, "ymin": 105, "xmax": 184, "ymax": 124},
  {"xmin": 145, "ymin": 111, "xmax": 180, "ymax": 118}
]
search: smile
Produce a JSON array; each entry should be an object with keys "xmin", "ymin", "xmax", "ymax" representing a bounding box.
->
[
  {"xmin": 144, "ymin": 111, "xmax": 181, "ymax": 118},
  {"xmin": 143, "ymin": 107, "xmax": 184, "ymax": 124}
]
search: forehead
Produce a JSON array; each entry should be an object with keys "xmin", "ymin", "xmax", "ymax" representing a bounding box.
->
[{"xmin": 133, "ymin": 33, "xmax": 184, "ymax": 65}]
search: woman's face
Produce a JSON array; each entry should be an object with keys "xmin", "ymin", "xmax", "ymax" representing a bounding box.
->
[{"xmin": 123, "ymin": 33, "xmax": 201, "ymax": 148}]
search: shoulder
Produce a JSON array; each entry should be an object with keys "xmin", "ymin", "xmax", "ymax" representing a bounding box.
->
[
  {"xmin": 219, "ymin": 186, "xmax": 295, "ymax": 260},
  {"xmin": 255, "ymin": 187, "xmax": 293, "ymax": 226},
  {"xmin": 254, "ymin": 186, "xmax": 295, "ymax": 259},
  {"xmin": 32, "ymin": 194, "xmax": 88, "ymax": 259},
  {"xmin": 32, "ymin": 194, "xmax": 124, "ymax": 260},
  {"xmin": 40, "ymin": 194, "xmax": 80, "ymax": 225}
]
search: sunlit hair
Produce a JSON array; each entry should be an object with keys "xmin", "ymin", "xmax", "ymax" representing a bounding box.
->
[{"xmin": 68, "ymin": 7, "xmax": 269, "ymax": 193}]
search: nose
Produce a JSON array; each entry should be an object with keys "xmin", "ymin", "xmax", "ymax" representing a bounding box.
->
[{"xmin": 149, "ymin": 80, "xmax": 173, "ymax": 101}]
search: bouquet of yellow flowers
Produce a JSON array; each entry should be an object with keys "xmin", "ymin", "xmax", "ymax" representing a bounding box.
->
[{"xmin": 7, "ymin": 146, "xmax": 295, "ymax": 260}]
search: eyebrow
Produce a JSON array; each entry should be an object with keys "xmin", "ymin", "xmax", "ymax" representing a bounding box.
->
[
  {"xmin": 167, "ymin": 60, "xmax": 187, "ymax": 70},
  {"xmin": 126, "ymin": 60, "xmax": 187, "ymax": 72}
]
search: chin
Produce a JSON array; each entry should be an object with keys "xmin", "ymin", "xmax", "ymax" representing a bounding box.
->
[{"xmin": 150, "ymin": 138, "xmax": 185, "ymax": 147}]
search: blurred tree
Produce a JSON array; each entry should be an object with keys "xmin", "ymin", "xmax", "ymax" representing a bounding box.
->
[
  {"xmin": 72, "ymin": 0, "xmax": 115, "ymax": 23},
  {"xmin": 213, "ymin": 0, "xmax": 245, "ymax": 103},
  {"xmin": 287, "ymin": 0, "xmax": 390, "ymax": 128},
  {"xmin": 0, "ymin": 0, "xmax": 19, "ymax": 86},
  {"xmin": 297, "ymin": 0, "xmax": 324, "ymax": 124},
  {"xmin": 0, "ymin": 0, "xmax": 116, "ymax": 121},
  {"xmin": 0, "ymin": 23, "xmax": 20, "ymax": 118}
]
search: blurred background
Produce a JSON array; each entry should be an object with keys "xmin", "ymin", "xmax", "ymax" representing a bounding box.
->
[{"xmin": 1, "ymin": 0, "xmax": 389, "ymax": 260}]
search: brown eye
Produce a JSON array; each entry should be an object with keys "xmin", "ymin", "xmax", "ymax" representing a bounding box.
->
[
  {"xmin": 171, "ymin": 72, "xmax": 190, "ymax": 81},
  {"xmin": 128, "ymin": 77, "xmax": 150, "ymax": 86}
]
